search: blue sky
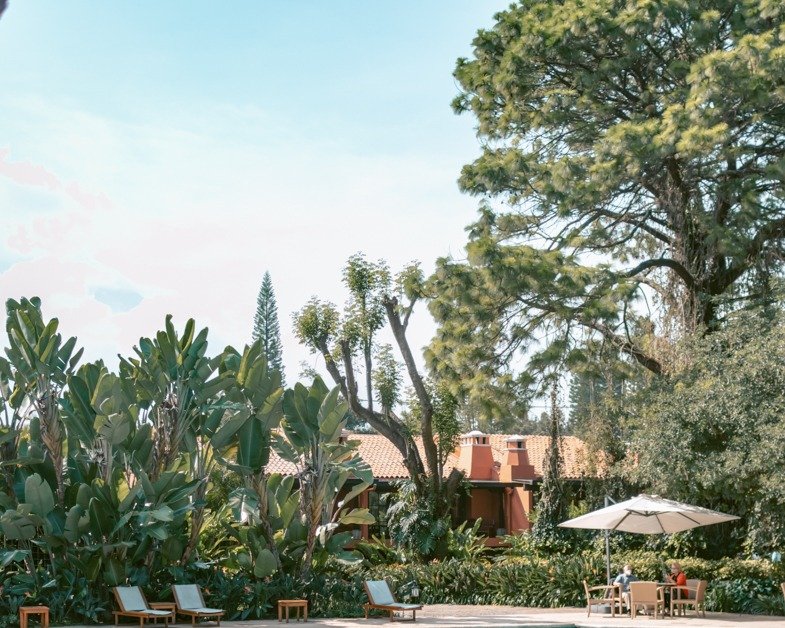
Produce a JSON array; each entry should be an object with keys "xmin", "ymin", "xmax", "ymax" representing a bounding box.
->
[{"xmin": 0, "ymin": 1, "xmax": 508, "ymax": 381}]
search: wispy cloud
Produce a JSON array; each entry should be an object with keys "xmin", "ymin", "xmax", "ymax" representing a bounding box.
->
[{"xmin": 0, "ymin": 147, "xmax": 113, "ymax": 212}]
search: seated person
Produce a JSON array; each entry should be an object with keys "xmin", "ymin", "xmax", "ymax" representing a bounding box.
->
[
  {"xmin": 664, "ymin": 561, "xmax": 688, "ymax": 608},
  {"xmin": 613, "ymin": 564, "xmax": 637, "ymax": 610}
]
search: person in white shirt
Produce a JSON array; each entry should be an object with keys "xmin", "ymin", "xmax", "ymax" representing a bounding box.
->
[{"xmin": 613, "ymin": 564, "xmax": 638, "ymax": 611}]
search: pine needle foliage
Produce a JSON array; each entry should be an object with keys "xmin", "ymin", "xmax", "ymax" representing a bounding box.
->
[{"xmin": 252, "ymin": 271, "xmax": 285, "ymax": 384}]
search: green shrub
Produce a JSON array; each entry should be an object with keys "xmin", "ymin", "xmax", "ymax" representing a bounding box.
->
[{"xmin": 2, "ymin": 549, "xmax": 784, "ymax": 623}]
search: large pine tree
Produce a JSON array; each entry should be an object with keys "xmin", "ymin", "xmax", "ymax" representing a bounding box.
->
[
  {"xmin": 252, "ymin": 271, "xmax": 285, "ymax": 384},
  {"xmin": 430, "ymin": 0, "xmax": 785, "ymax": 405}
]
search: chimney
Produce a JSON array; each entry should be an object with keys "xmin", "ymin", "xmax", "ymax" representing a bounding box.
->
[
  {"xmin": 499, "ymin": 435, "xmax": 536, "ymax": 482},
  {"xmin": 455, "ymin": 430, "xmax": 495, "ymax": 480}
]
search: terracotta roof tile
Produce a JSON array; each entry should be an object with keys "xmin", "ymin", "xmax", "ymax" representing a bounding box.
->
[
  {"xmin": 265, "ymin": 454, "xmax": 297, "ymax": 476},
  {"xmin": 265, "ymin": 433, "xmax": 595, "ymax": 481}
]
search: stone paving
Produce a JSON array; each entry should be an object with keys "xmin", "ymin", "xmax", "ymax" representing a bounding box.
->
[{"xmin": 63, "ymin": 604, "xmax": 785, "ymax": 627}]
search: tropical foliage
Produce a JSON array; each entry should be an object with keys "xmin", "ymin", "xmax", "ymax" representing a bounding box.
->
[
  {"xmin": 0, "ymin": 298, "xmax": 372, "ymax": 624},
  {"xmin": 293, "ymin": 256, "xmax": 464, "ymax": 557},
  {"xmin": 2, "ymin": 0, "xmax": 785, "ymax": 622},
  {"xmin": 620, "ymin": 303, "xmax": 785, "ymax": 556}
]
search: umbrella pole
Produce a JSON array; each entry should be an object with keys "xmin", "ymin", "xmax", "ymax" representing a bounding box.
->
[{"xmin": 604, "ymin": 495, "xmax": 612, "ymax": 583}]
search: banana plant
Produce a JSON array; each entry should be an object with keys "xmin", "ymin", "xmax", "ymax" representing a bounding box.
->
[
  {"xmin": 118, "ymin": 316, "xmax": 229, "ymax": 563},
  {"xmin": 3, "ymin": 297, "xmax": 83, "ymax": 505},
  {"xmin": 62, "ymin": 361, "xmax": 137, "ymax": 485},
  {"xmin": 0, "ymin": 354, "xmax": 24, "ymax": 498},
  {"xmin": 66, "ymin": 470, "xmax": 199, "ymax": 586},
  {"xmin": 0, "ymin": 473, "xmax": 56, "ymax": 585},
  {"xmin": 222, "ymin": 471, "xmax": 301, "ymax": 578},
  {"xmin": 211, "ymin": 341, "xmax": 284, "ymax": 576},
  {"xmin": 276, "ymin": 377, "xmax": 374, "ymax": 580}
]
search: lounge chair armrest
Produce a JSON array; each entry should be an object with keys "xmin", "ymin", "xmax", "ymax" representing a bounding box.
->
[{"xmin": 587, "ymin": 585, "xmax": 615, "ymax": 592}]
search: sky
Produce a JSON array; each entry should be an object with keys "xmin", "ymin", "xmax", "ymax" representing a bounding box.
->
[{"xmin": 0, "ymin": 1, "xmax": 509, "ymax": 383}]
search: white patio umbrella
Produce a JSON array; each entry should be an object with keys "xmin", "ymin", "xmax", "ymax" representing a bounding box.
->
[{"xmin": 559, "ymin": 494, "xmax": 739, "ymax": 582}]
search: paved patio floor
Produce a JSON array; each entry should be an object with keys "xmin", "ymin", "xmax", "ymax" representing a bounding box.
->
[{"xmin": 63, "ymin": 604, "xmax": 785, "ymax": 627}]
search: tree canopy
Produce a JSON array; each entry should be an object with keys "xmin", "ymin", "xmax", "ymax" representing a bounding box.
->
[
  {"xmin": 429, "ymin": 0, "xmax": 785, "ymax": 398},
  {"xmin": 293, "ymin": 256, "xmax": 464, "ymax": 556},
  {"xmin": 622, "ymin": 302, "xmax": 785, "ymax": 555}
]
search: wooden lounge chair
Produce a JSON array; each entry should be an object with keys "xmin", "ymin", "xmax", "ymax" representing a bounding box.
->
[
  {"xmin": 363, "ymin": 580, "xmax": 422, "ymax": 622},
  {"xmin": 582, "ymin": 580, "xmax": 618, "ymax": 617},
  {"xmin": 671, "ymin": 579, "xmax": 707, "ymax": 618},
  {"xmin": 629, "ymin": 581, "xmax": 665, "ymax": 619},
  {"xmin": 172, "ymin": 584, "xmax": 225, "ymax": 626},
  {"xmin": 113, "ymin": 586, "xmax": 174, "ymax": 626}
]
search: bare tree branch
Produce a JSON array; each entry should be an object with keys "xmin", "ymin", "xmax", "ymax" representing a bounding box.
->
[
  {"xmin": 383, "ymin": 295, "xmax": 439, "ymax": 480},
  {"xmin": 625, "ymin": 257, "xmax": 696, "ymax": 289}
]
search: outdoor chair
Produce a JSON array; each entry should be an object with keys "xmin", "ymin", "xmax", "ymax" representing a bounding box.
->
[
  {"xmin": 363, "ymin": 580, "xmax": 423, "ymax": 622},
  {"xmin": 670, "ymin": 579, "xmax": 707, "ymax": 618},
  {"xmin": 172, "ymin": 584, "xmax": 224, "ymax": 626},
  {"xmin": 582, "ymin": 580, "xmax": 619, "ymax": 617},
  {"xmin": 113, "ymin": 586, "xmax": 174, "ymax": 626},
  {"xmin": 782, "ymin": 582, "xmax": 785, "ymax": 602},
  {"xmin": 629, "ymin": 581, "xmax": 665, "ymax": 619}
]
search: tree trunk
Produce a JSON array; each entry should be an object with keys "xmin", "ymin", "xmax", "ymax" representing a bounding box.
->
[
  {"xmin": 364, "ymin": 341, "xmax": 374, "ymax": 413},
  {"xmin": 253, "ymin": 474, "xmax": 283, "ymax": 573},
  {"xmin": 299, "ymin": 480, "xmax": 321, "ymax": 581},
  {"xmin": 383, "ymin": 296, "xmax": 440, "ymax": 480},
  {"xmin": 180, "ymin": 481, "xmax": 207, "ymax": 565},
  {"xmin": 313, "ymin": 337, "xmax": 428, "ymax": 493},
  {"xmin": 38, "ymin": 390, "xmax": 65, "ymax": 506}
]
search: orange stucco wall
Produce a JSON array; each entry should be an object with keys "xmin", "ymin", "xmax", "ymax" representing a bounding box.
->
[
  {"xmin": 505, "ymin": 487, "xmax": 533, "ymax": 532},
  {"xmin": 468, "ymin": 488, "xmax": 500, "ymax": 523},
  {"xmin": 354, "ymin": 484, "xmax": 536, "ymax": 540},
  {"xmin": 469, "ymin": 487, "xmax": 535, "ymax": 534}
]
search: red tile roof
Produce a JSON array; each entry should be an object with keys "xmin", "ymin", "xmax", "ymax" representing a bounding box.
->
[{"xmin": 266, "ymin": 433, "xmax": 595, "ymax": 481}]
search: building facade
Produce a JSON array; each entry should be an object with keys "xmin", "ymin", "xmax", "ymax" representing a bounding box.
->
[{"xmin": 266, "ymin": 430, "xmax": 597, "ymax": 541}]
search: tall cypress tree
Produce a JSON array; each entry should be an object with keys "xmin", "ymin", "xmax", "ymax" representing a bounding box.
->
[
  {"xmin": 531, "ymin": 382, "xmax": 568, "ymax": 547},
  {"xmin": 252, "ymin": 271, "xmax": 285, "ymax": 384}
]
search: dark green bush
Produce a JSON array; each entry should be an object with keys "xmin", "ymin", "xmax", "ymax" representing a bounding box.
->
[
  {"xmin": 354, "ymin": 551, "xmax": 785, "ymax": 616},
  {"xmin": 2, "ymin": 550, "xmax": 783, "ymax": 624}
]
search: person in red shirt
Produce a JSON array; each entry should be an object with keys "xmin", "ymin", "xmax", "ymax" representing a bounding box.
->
[{"xmin": 665, "ymin": 561, "xmax": 688, "ymax": 609}]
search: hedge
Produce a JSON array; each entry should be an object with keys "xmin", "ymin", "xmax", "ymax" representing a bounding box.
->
[{"xmin": 1, "ymin": 551, "xmax": 783, "ymax": 625}]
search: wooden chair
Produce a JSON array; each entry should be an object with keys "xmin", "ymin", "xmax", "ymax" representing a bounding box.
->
[
  {"xmin": 363, "ymin": 580, "xmax": 422, "ymax": 622},
  {"xmin": 582, "ymin": 580, "xmax": 618, "ymax": 617},
  {"xmin": 629, "ymin": 581, "xmax": 665, "ymax": 619},
  {"xmin": 671, "ymin": 579, "xmax": 707, "ymax": 618},
  {"xmin": 172, "ymin": 584, "xmax": 224, "ymax": 626},
  {"xmin": 113, "ymin": 586, "xmax": 174, "ymax": 626}
]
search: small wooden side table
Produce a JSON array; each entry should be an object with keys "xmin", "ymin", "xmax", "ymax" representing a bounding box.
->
[
  {"xmin": 278, "ymin": 599, "xmax": 308, "ymax": 623},
  {"xmin": 149, "ymin": 602, "xmax": 176, "ymax": 626},
  {"xmin": 20, "ymin": 606, "xmax": 49, "ymax": 628}
]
